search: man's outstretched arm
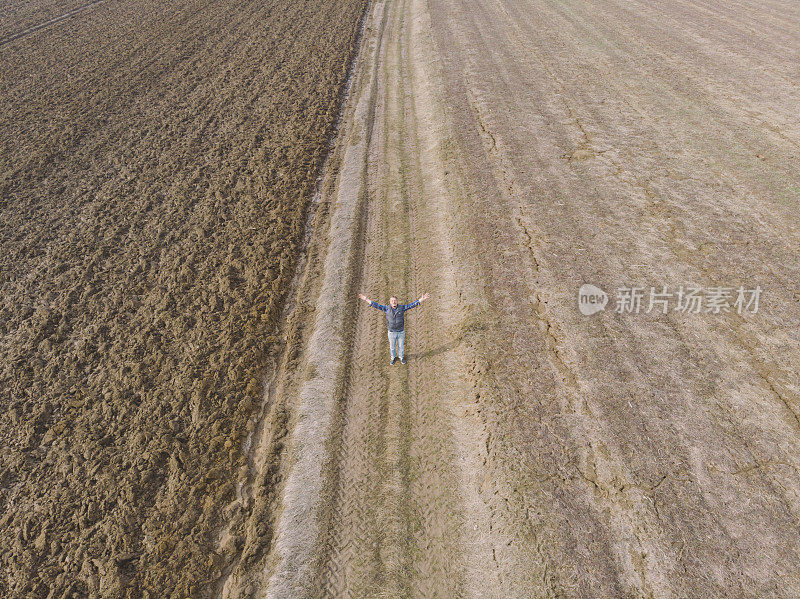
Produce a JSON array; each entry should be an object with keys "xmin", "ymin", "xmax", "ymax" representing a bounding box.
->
[
  {"xmin": 358, "ymin": 293, "xmax": 387, "ymax": 311},
  {"xmin": 403, "ymin": 292, "xmax": 430, "ymax": 310}
]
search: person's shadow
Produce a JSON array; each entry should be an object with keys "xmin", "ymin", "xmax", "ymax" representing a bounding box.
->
[{"xmin": 406, "ymin": 336, "xmax": 460, "ymax": 361}]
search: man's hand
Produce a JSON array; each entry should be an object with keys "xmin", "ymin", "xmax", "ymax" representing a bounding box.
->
[
  {"xmin": 358, "ymin": 293, "xmax": 370, "ymax": 303},
  {"xmin": 418, "ymin": 293, "xmax": 430, "ymax": 303}
]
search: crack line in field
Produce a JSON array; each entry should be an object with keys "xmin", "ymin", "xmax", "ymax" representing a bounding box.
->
[{"xmin": 455, "ymin": 11, "xmax": 692, "ymax": 593}]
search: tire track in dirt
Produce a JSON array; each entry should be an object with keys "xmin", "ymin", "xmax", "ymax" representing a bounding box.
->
[
  {"xmin": 0, "ymin": 0, "xmax": 107, "ymax": 47},
  {"xmin": 384, "ymin": 1, "xmax": 468, "ymax": 595},
  {"xmin": 367, "ymin": 5, "xmax": 414, "ymax": 592},
  {"xmin": 309, "ymin": 3, "xmax": 399, "ymax": 594},
  {"xmin": 316, "ymin": 0, "xmax": 471, "ymax": 593},
  {"xmin": 261, "ymin": 1, "xmax": 389, "ymax": 597},
  {"xmin": 317, "ymin": 93, "xmax": 391, "ymax": 596}
]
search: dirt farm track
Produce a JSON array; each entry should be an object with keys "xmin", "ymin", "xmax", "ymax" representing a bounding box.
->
[{"xmin": 2, "ymin": 0, "xmax": 800, "ymax": 597}]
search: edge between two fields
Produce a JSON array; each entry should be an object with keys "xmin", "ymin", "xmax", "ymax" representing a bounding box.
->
[{"xmin": 261, "ymin": 1, "xmax": 388, "ymax": 596}]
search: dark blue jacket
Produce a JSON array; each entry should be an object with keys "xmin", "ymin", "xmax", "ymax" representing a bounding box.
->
[{"xmin": 370, "ymin": 300, "xmax": 420, "ymax": 332}]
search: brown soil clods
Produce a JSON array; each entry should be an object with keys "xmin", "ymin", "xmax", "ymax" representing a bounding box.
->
[{"xmin": 0, "ymin": 0, "xmax": 368, "ymax": 596}]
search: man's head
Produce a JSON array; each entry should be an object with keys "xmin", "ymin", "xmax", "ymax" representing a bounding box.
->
[{"xmin": 389, "ymin": 296, "xmax": 398, "ymax": 308}]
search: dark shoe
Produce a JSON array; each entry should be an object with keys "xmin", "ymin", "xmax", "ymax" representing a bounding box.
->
[
  {"xmin": 391, "ymin": 357, "xmax": 397, "ymax": 365},
  {"xmin": 400, "ymin": 357, "xmax": 406, "ymax": 364}
]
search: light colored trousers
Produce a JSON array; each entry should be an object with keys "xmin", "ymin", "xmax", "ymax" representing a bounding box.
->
[{"xmin": 388, "ymin": 330, "xmax": 405, "ymax": 359}]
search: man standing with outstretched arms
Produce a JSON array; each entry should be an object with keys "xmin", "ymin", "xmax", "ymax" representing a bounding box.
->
[{"xmin": 358, "ymin": 292, "xmax": 430, "ymax": 364}]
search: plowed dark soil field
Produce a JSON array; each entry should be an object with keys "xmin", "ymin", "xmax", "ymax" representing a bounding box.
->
[{"xmin": 0, "ymin": 0, "xmax": 367, "ymax": 596}]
